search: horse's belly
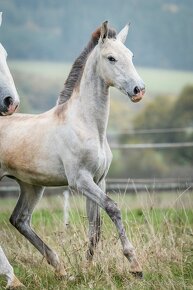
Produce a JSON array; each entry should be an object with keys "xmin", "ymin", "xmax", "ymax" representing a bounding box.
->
[
  {"xmin": 29, "ymin": 174, "xmax": 68, "ymax": 187},
  {"xmin": 7, "ymin": 169, "xmax": 68, "ymax": 187},
  {"xmin": 1, "ymin": 157, "xmax": 68, "ymax": 187}
]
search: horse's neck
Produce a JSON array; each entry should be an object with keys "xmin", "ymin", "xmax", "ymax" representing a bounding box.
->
[{"xmin": 77, "ymin": 49, "xmax": 110, "ymax": 143}]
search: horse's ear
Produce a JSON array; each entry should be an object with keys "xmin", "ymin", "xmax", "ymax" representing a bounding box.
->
[
  {"xmin": 0, "ymin": 12, "xmax": 2, "ymax": 27},
  {"xmin": 117, "ymin": 23, "xmax": 130, "ymax": 43},
  {"xmin": 100, "ymin": 21, "xmax": 108, "ymax": 43}
]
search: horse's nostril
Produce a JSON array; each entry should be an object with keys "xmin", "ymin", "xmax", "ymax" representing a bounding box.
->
[
  {"xmin": 3, "ymin": 96, "xmax": 13, "ymax": 107},
  {"xmin": 133, "ymin": 86, "xmax": 140, "ymax": 95}
]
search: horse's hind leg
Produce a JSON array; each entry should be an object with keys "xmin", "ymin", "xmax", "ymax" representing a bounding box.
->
[
  {"xmin": 86, "ymin": 198, "xmax": 101, "ymax": 261},
  {"xmin": 9, "ymin": 180, "xmax": 66, "ymax": 277},
  {"xmin": 85, "ymin": 179, "xmax": 105, "ymax": 262},
  {"xmin": 0, "ymin": 246, "xmax": 24, "ymax": 289}
]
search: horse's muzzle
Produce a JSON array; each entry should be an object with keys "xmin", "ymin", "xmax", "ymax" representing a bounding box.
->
[
  {"xmin": 0, "ymin": 98, "xmax": 19, "ymax": 115},
  {"xmin": 130, "ymin": 88, "xmax": 145, "ymax": 103}
]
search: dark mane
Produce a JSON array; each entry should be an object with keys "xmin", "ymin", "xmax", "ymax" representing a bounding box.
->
[{"xmin": 57, "ymin": 27, "xmax": 116, "ymax": 105}]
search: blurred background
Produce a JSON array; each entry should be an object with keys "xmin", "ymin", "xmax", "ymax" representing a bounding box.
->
[{"xmin": 1, "ymin": 0, "xmax": 193, "ymax": 189}]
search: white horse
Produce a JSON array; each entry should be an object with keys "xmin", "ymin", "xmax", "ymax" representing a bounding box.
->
[
  {"xmin": 0, "ymin": 21, "xmax": 145, "ymax": 281},
  {"xmin": 0, "ymin": 12, "xmax": 23, "ymax": 289}
]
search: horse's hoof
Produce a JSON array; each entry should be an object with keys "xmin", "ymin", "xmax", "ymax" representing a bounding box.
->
[
  {"xmin": 55, "ymin": 264, "xmax": 67, "ymax": 279},
  {"xmin": 129, "ymin": 271, "xmax": 143, "ymax": 279},
  {"xmin": 6, "ymin": 275, "xmax": 25, "ymax": 289}
]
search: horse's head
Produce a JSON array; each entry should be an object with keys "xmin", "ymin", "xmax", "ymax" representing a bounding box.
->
[
  {"xmin": 0, "ymin": 12, "xmax": 19, "ymax": 115},
  {"xmin": 97, "ymin": 21, "xmax": 145, "ymax": 103}
]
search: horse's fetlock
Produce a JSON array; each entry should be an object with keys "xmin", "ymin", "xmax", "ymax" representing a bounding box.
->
[{"xmin": 123, "ymin": 247, "xmax": 135, "ymax": 258}]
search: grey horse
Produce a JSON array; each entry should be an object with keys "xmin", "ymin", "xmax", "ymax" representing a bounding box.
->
[{"xmin": 0, "ymin": 21, "xmax": 145, "ymax": 282}]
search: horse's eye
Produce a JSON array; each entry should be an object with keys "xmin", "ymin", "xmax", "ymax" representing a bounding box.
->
[{"xmin": 108, "ymin": 56, "xmax": 116, "ymax": 62}]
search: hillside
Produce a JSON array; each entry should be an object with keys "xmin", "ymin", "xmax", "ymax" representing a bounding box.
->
[{"xmin": 1, "ymin": 0, "xmax": 193, "ymax": 70}]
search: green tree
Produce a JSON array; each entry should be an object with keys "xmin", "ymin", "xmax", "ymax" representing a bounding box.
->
[{"xmin": 167, "ymin": 85, "xmax": 193, "ymax": 164}]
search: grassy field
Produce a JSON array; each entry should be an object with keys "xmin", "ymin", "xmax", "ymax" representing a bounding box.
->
[{"xmin": 0, "ymin": 191, "xmax": 193, "ymax": 289}]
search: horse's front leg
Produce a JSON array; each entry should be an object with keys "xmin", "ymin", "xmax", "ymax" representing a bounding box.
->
[
  {"xmin": 75, "ymin": 173, "xmax": 142, "ymax": 277},
  {"xmin": 9, "ymin": 180, "xmax": 66, "ymax": 278},
  {"xmin": 0, "ymin": 246, "xmax": 24, "ymax": 289}
]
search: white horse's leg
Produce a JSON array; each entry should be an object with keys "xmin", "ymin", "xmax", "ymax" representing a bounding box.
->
[
  {"xmin": 86, "ymin": 179, "xmax": 105, "ymax": 261},
  {"xmin": 76, "ymin": 174, "xmax": 142, "ymax": 277},
  {"xmin": 0, "ymin": 246, "xmax": 23, "ymax": 289},
  {"xmin": 9, "ymin": 180, "xmax": 66, "ymax": 277},
  {"xmin": 86, "ymin": 198, "xmax": 101, "ymax": 261}
]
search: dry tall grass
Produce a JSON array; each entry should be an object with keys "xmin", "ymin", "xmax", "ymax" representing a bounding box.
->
[{"xmin": 0, "ymin": 190, "xmax": 193, "ymax": 289}]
